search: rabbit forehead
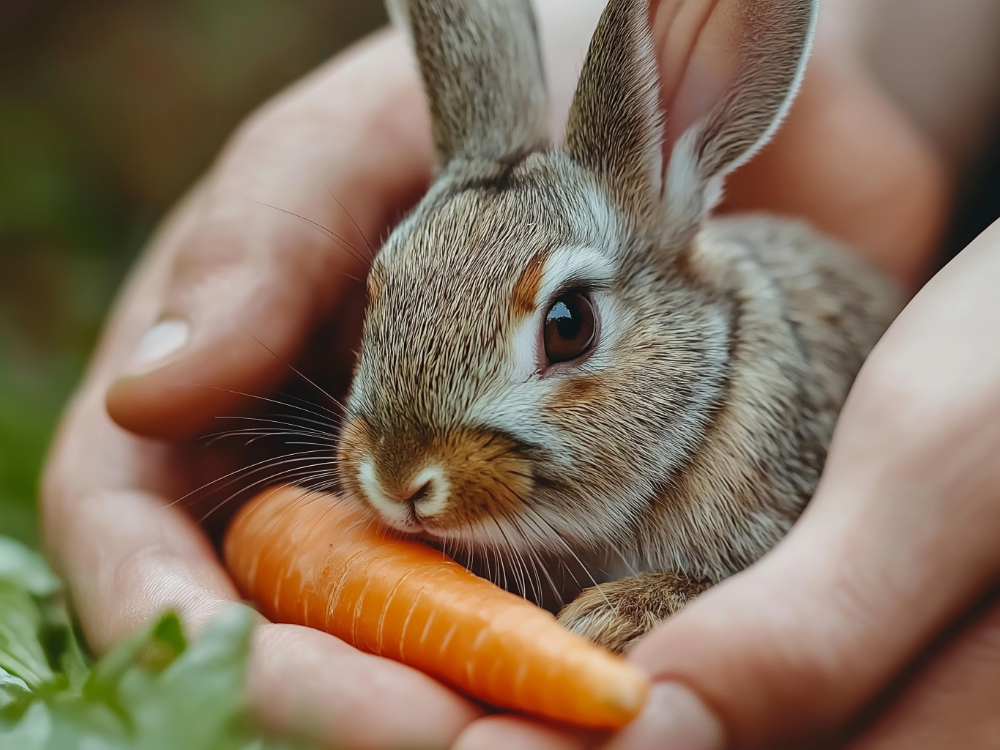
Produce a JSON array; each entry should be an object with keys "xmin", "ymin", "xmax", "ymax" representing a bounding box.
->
[
  {"xmin": 381, "ymin": 152, "xmax": 619, "ymax": 265},
  {"xmin": 353, "ymin": 161, "xmax": 623, "ymax": 430}
]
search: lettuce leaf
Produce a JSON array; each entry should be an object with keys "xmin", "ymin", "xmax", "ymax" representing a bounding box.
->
[
  {"xmin": 0, "ymin": 581, "xmax": 54, "ymax": 688},
  {"xmin": 0, "ymin": 535, "xmax": 311, "ymax": 750},
  {"xmin": 0, "ymin": 538, "xmax": 60, "ymax": 597}
]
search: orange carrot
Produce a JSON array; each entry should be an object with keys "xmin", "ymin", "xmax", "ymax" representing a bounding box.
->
[{"xmin": 224, "ymin": 484, "xmax": 649, "ymax": 729}]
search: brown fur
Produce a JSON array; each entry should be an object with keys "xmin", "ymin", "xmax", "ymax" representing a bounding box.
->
[
  {"xmin": 337, "ymin": 0, "xmax": 903, "ymax": 647},
  {"xmin": 559, "ymin": 573, "xmax": 713, "ymax": 654},
  {"xmin": 366, "ymin": 263, "xmax": 385, "ymax": 306},
  {"xmin": 339, "ymin": 417, "xmax": 533, "ymax": 534},
  {"xmin": 510, "ymin": 252, "xmax": 546, "ymax": 318}
]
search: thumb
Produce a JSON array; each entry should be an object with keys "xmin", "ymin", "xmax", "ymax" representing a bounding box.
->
[
  {"xmin": 106, "ymin": 31, "xmax": 431, "ymax": 440},
  {"xmin": 613, "ymin": 487, "xmax": 997, "ymax": 750},
  {"xmin": 607, "ymin": 221, "xmax": 1000, "ymax": 750}
]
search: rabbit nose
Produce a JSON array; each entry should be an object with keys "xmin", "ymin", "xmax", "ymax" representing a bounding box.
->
[
  {"xmin": 357, "ymin": 460, "xmax": 450, "ymax": 528},
  {"xmin": 400, "ymin": 466, "xmax": 449, "ymax": 519},
  {"xmin": 400, "ymin": 480, "xmax": 432, "ymax": 505}
]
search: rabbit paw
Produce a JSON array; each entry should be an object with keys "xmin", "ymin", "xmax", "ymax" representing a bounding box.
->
[{"xmin": 557, "ymin": 573, "xmax": 712, "ymax": 654}]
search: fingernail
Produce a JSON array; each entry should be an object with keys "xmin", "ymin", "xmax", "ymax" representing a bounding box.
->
[
  {"xmin": 605, "ymin": 682, "xmax": 725, "ymax": 750},
  {"xmin": 128, "ymin": 319, "xmax": 190, "ymax": 373}
]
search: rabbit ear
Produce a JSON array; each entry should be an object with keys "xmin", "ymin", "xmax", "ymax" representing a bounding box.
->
[
  {"xmin": 387, "ymin": 0, "xmax": 550, "ymax": 168},
  {"xmin": 563, "ymin": 0, "xmax": 665, "ymax": 219},
  {"xmin": 565, "ymin": 0, "xmax": 818, "ymax": 228},
  {"xmin": 660, "ymin": 0, "xmax": 817, "ymax": 220}
]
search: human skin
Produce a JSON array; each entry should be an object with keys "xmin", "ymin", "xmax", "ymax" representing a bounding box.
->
[{"xmin": 40, "ymin": 0, "xmax": 1000, "ymax": 747}]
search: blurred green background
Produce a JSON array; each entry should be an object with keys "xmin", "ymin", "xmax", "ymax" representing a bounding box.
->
[{"xmin": 0, "ymin": 0, "xmax": 385, "ymax": 547}]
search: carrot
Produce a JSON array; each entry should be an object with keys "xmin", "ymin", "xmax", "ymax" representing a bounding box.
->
[{"xmin": 224, "ymin": 484, "xmax": 650, "ymax": 729}]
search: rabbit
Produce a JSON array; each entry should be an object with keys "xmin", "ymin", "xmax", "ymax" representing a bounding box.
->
[{"xmin": 335, "ymin": 0, "xmax": 904, "ymax": 655}]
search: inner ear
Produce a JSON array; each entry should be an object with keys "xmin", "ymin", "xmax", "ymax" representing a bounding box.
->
[{"xmin": 653, "ymin": 0, "xmax": 743, "ymax": 161}]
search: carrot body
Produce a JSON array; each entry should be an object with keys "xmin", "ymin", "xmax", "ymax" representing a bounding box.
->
[{"xmin": 224, "ymin": 485, "xmax": 649, "ymax": 729}]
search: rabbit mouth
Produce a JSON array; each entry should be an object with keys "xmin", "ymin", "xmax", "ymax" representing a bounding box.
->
[{"xmin": 338, "ymin": 416, "xmax": 538, "ymax": 538}]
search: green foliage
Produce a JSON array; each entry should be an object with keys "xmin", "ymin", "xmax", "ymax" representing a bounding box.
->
[
  {"xmin": 0, "ymin": 0, "xmax": 386, "ymax": 549},
  {"xmin": 0, "ymin": 535, "xmax": 310, "ymax": 750}
]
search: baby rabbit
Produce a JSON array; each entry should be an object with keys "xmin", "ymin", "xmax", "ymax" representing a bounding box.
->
[{"xmin": 337, "ymin": 0, "xmax": 903, "ymax": 654}]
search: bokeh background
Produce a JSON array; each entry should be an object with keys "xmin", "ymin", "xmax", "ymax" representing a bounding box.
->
[
  {"xmin": 0, "ymin": 0, "xmax": 386, "ymax": 546},
  {"xmin": 1, "ymin": 0, "xmax": 999, "ymax": 550}
]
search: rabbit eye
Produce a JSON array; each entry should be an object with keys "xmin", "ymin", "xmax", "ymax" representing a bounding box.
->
[{"xmin": 543, "ymin": 291, "xmax": 597, "ymax": 366}]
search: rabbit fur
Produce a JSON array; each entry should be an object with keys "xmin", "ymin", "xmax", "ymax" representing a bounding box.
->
[{"xmin": 337, "ymin": 0, "xmax": 904, "ymax": 654}]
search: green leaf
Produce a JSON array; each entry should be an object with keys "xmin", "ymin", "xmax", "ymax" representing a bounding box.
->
[
  {"xmin": 123, "ymin": 606, "xmax": 255, "ymax": 750},
  {"xmin": 36, "ymin": 603, "xmax": 89, "ymax": 692},
  {"xmin": 44, "ymin": 692, "xmax": 131, "ymax": 747},
  {"xmin": 85, "ymin": 612, "xmax": 185, "ymax": 704},
  {"xmin": 0, "ymin": 582, "xmax": 53, "ymax": 688},
  {"xmin": 0, "ymin": 538, "xmax": 60, "ymax": 598},
  {"xmin": 55, "ymin": 627, "xmax": 90, "ymax": 694},
  {"xmin": 0, "ymin": 667, "xmax": 30, "ymax": 712},
  {"xmin": 0, "ymin": 701, "xmax": 51, "ymax": 750},
  {"xmin": 0, "ymin": 538, "xmax": 312, "ymax": 749}
]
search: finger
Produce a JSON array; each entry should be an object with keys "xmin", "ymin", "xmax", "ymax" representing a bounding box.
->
[
  {"xmin": 44, "ymin": 486, "xmax": 240, "ymax": 650},
  {"xmin": 105, "ymin": 29, "xmax": 433, "ymax": 440},
  {"xmin": 448, "ymin": 685, "xmax": 725, "ymax": 750},
  {"xmin": 253, "ymin": 624, "xmax": 481, "ymax": 750},
  {"xmin": 42, "ymin": 355, "xmax": 258, "ymax": 646},
  {"xmin": 722, "ymin": 43, "xmax": 949, "ymax": 290},
  {"xmin": 599, "ymin": 218, "xmax": 1000, "ymax": 750},
  {"xmin": 46, "ymin": 331, "xmax": 480, "ymax": 750},
  {"xmin": 848, "ymin": 588, "xmax": 1000, "ymax": 749},
  {"xmin": 452, "ymin": 715, "xmax": 598, "ymax": 750}
]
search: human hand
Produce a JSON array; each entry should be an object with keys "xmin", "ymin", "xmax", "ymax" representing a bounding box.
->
[
  {"xmin": 454, "ymin": 215, "xmax": 1000, "ymax": 750},
  {"xmin": 41, "ymin": 0, "xmax": 949, "ymax": 748}
]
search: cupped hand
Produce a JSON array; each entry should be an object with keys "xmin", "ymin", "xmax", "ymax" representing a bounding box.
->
[
  {"xmin": 455, "ymin": 216, "xmax": 1000, "ymax": 750},
  {"xmin": 41, "ymin": 0, "xmax": 948, "ymax": 748}
]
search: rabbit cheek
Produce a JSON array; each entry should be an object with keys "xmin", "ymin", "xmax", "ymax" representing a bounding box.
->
[
  {"xmin": 336, "ymin": 415, "xmax": 379, "ymax": 510},
  {"xmin": 553, "ymin": 373, "xmax": 603, "ymax": 406},
  {"xmin": 424, "ymin": 429, "xmax": 535, "ymax": 533}
]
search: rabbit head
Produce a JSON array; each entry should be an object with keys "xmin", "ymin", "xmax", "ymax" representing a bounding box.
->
[{"xmin": 338, "ymin": 0, "xmax": 821, "ymax": 576}]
